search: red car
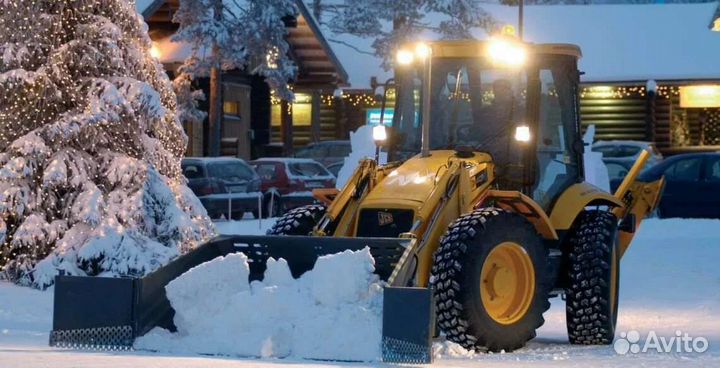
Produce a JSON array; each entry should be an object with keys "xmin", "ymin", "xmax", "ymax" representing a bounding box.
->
[{"xmin": 250, "ymin": 158, "xmax": 336, "ymax": 212}]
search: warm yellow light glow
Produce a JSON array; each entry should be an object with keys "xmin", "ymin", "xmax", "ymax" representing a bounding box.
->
[
  {"xmin": 515, "ymin": 125, "xmax": 531, "ymax": 142},
  {"xmin": 373, "ymin": 124, "xmax": 387, "ymax": 142},
  {"xmin": 415, "ymin": 43, "xmax": 431, "ymax": 59},
  {"xmin": 487, "ymin": 37, "xmax": 526, "ymax": 67},
  {"xmin": 679, "ymin": 85, "xmax": 720, "ymax": 108},
  {"xmin": 150, "ymin": 43, "xmax": 161, "ymax": 59},
  {"xmin": 396, "ymin": 49, "xmax": 415, "ymax": 65},
  {"xmin": 713, "ymin": 18, "xmax": 720, "ymax": 32},
  {"xmin": 500, "ymin": 24, "xmax": 517, "ymax": 37},
  {"xmin": 587, "ymin": 86, "xmax": 615, "ymax": 98}
]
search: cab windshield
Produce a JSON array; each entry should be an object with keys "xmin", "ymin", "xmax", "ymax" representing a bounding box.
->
[{"xmin": 391, "ymin": 57, "xmax": 576, "ymax": 164}]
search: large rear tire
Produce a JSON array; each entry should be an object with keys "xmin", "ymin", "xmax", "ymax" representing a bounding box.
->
[
  {"xmin": 267, "ymin": 204, "xmax": 326, "ymax": 235},
  {"xmin": 431, "ymin": 208, "xmax": 551, "ymax": 352},
  {"xmin": 565, "ymin": 210, "xmax": 620, "ymax": 345}
]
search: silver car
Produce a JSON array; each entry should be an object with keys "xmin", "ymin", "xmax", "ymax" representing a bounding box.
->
[{"xmin": 592, "ymin": 140, "xmax": 663, "ymax": 169}]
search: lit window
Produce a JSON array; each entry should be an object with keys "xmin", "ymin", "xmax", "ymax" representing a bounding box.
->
[{"xmin": 224, "ymin": 101, "xmax": 239, "ymax": 115}]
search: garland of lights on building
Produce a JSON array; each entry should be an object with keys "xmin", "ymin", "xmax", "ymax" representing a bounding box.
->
[{"xmin": 270, "ymin": 85, "xmax": 685, "ymax": 112}]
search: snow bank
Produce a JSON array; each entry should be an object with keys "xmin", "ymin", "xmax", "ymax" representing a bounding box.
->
[
  {"xmin": 335, "ymin": 125, "xmax": 387, "ymax": 189},
  {"xmin": 136, "ymin": 248, "xmax": 383, "ymax": 362}
]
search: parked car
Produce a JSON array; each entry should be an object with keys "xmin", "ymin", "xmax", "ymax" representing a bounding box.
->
[
  {"xmin": 604, "ymin": 158, "xmax": 635, "ymax": 193},
  {"xmin": 250, "ymin": 158, "xmax": 336, "ymax": 212},
  {"xmin": 593, "ymin": 140, "xmax": 663, "ymax": 168},
  {"xmin": 638, "ymin": 153, "xmax": 720, "ymax": 219},
  {"xmin": 325, "ymin": 161, "xmax": 344, "ymax": 177},
  {"xmin": 181, "ymin": 157, "xmax": 265, "ymax": 220},
  {"xmin": 294, "ymin": 140, "xmax": 351, "ymax": 167}
]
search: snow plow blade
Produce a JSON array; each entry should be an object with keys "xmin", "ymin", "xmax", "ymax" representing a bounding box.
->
[
  {"xmin": 50, "ymin": 235, "xmax": 410, "ymax": 350},
  {"xmin": 382, "ymin": 286, "xmax": 434, "ymax": 364}
]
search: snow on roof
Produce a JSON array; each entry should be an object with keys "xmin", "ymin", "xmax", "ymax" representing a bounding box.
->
[
  {"xmin": 253, "ymin": 157, "xmax": 325, "ymax": 164},
  {"xmin": 183, "ymin": 157, "xmax": 248, "ymax": 163},
  {"xmin": 323, "ymin": 3, "xmax": 720, "ymax": 89}
]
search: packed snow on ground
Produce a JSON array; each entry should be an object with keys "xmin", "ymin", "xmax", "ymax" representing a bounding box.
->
[
  {"xmin": 1, "ymin": 218, "xmax": 719, "ymax": 367},
  {"xmin": 136, "ymin": 248, "xmax": 383, "ymax": 362}
]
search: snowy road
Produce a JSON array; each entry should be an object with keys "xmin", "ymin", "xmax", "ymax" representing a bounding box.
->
[{"xmin": 1, "ymin": 218, "xmax": 719, "ymax": 367}]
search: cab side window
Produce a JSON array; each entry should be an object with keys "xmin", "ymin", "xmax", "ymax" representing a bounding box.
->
[{"xmin": 533, "ymin": 67, "xmax": 580, "ymax": 210}]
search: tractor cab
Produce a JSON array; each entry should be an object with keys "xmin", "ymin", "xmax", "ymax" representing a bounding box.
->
[{"xmin": 384, "ymin": 39, "xmax": 585, "ymax": 210}]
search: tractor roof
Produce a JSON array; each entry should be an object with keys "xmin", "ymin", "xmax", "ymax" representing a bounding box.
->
[{"xmin": 429, "ymin": 40, "xmax": 582, "ymax": 59}]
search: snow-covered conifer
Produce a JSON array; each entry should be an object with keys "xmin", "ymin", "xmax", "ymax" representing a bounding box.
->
[
  {"xmin": 0, "ymin": 0, "xmax": 214, "ymax": 288},
  {"xmin": 326, "ymin": 0, "xmax": 496, "ymax": 68},
  {"xmin": 172, "ymin": 0, "xmax": 298, "ymax": 99}
]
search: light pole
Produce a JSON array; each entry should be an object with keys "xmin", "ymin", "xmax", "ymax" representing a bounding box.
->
[{"xmin": 518, "ymin": 0, "xmax": 524, "ymax": 40}]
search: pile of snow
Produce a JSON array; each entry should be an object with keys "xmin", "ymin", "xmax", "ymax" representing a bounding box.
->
[
  {"xmin": 335, "ymin": 125, "xmax": 387, "ymax": 189},
  {"xmin": 136, "ymin": 248, "xmax": 383, "ymax": 361}
]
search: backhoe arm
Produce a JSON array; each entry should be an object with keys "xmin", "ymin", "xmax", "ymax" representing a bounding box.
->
[{"xmin": 612, "ymin": 150, "xmax": 665, "ymax": 257}]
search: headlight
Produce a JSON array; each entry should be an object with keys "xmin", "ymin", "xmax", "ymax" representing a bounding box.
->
[
  {"xmin": 487, "ymin": 37, "xmax": 527, "ymax": 67},
  {"xmin": 396, "ymin": 49, "xmax": 415, "ymax": 65},
  {"xmin": 515, "ymin": 125, "xmax": 531, "ymax": 142},
  {"xmin": 373, "ymin": 124, "xmax": 387, "ymax": 142}
]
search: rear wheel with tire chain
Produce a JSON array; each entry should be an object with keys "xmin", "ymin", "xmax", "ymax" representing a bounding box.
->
[
  {"xmin": 431, "ymin": 207, "xmax": 551, "ymax": 352},
  {"xmin": 267, "ymin": 204, "xmax": 326, "ymax": 235},
  {"xmin": 565, "ymin": 210, "xmax": 620, "ymax": 345}
]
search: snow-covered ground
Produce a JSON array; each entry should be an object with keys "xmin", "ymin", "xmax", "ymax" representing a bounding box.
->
[{"xmin": 1, "ymin": 218, "xmax": 719, "ymax": 367}]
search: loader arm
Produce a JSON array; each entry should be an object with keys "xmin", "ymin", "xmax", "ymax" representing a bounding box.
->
[
  {"xmin": 612, "ymin": 150, "xmax": 665, "ymax": 257},
  {"xmin": 314, "ymin": 159, "xmax": 399, "ymax": 236}
]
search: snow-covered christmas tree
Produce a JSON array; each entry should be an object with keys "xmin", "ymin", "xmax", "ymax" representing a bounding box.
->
[{"xmin": 0, "ymin": 0, "xmax": 214, "ymax": 288}]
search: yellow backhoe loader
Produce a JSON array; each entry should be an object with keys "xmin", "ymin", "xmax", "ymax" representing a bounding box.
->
[
  {"xmin": 266, "ymin": 38, "xmax": 664, "ymax": 360},
  {"xmin": 50, "ymin": 37, "xmax": 664, "ymax": 364}
]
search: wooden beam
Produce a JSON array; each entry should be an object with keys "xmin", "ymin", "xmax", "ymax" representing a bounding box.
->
[
  {"xmin": 311, "ymin": 90, "xmax": 321, "ymax": 143},
  {"xmin": 280, "ymin": 100, "xmax": 294, "ymax": 155}
]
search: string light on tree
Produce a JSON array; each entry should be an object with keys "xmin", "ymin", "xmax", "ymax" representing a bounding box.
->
[{"xmin": 0, "ymin": 0, "xmax": 213, "ymax": 288}]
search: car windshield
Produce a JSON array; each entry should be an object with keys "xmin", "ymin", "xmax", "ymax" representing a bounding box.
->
[
  {"xmin": 288, "ymin": 162, "xmax": 330, "ymax": 177},
  {"xmin": 295, "ymin": 146, "xmax": 323, "ymax": 159},
  {"xmin": 207, "ymin": 161, "xmax": 254, "ymax": 182}
]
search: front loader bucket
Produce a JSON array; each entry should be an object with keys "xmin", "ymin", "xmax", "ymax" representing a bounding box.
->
[{"xmin": 50, "ymin": 235, "xmax": 410, "ymax": 350}]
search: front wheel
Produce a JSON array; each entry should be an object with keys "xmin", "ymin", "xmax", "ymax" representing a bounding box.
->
[
  {"xmin": 565, "ymin": 210, "xmax": 620, "ymax": 345},
  {"xmin": 431, "ymin": 208, "xmax": 551, "ymax": 352}
]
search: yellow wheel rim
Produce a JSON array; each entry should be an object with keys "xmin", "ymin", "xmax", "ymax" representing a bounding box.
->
[{"xmin": 480, "ymin": 242, "xmax": 535, "ymax": 325}]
